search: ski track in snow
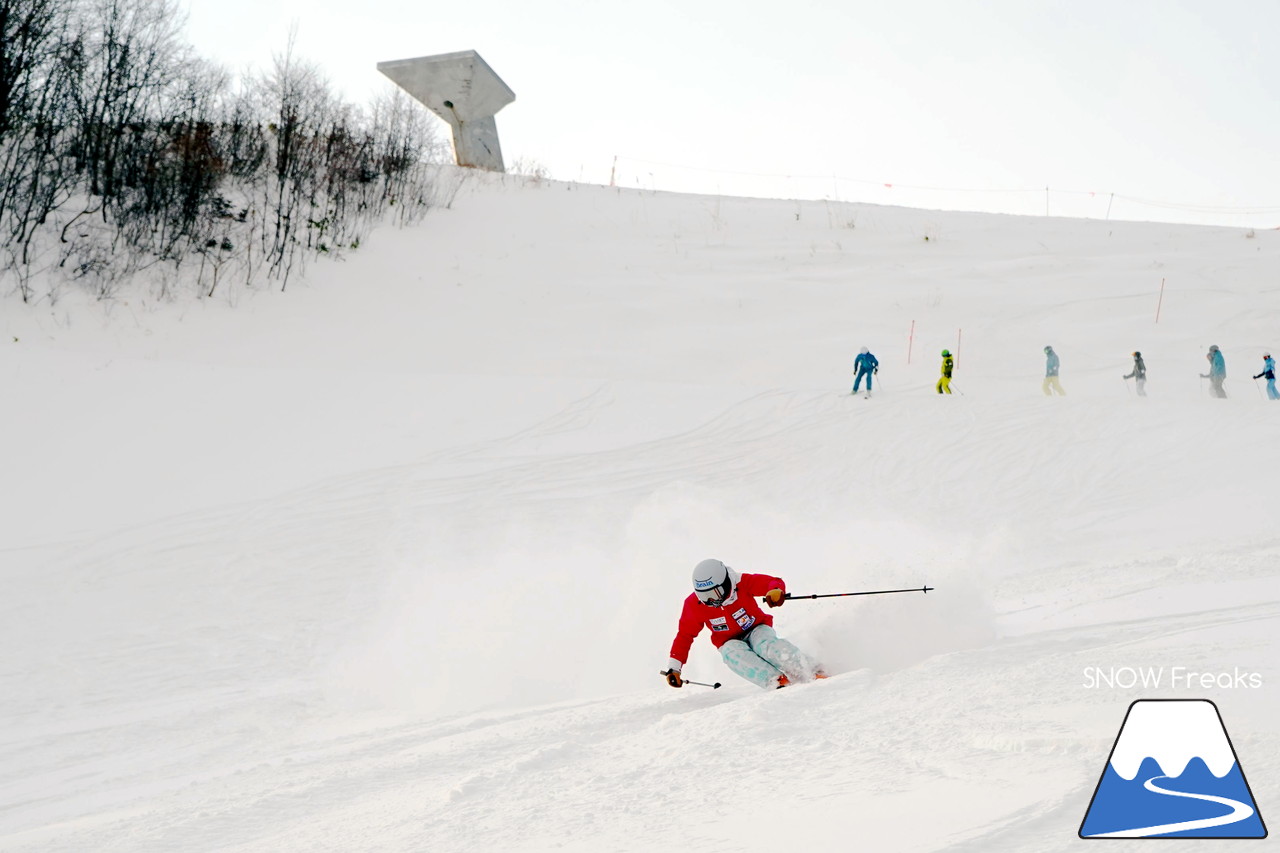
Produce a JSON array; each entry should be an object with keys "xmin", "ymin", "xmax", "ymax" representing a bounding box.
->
[{"xmin": 3, "ymin": 174, "xmax": 1279, "ymax": 851}]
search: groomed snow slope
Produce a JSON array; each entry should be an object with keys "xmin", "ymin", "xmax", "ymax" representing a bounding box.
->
[{"xmin": 2, "ymin": 172, "xmax": 1278, "ymax": 851}]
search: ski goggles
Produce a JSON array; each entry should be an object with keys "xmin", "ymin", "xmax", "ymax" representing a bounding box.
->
[{"xmin": 695, "ymin": 576, "xmax": 733, "ymax": 607}]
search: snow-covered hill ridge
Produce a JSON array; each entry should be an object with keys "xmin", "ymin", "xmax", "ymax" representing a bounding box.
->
[{"xmin": 2, "ymin": 171, "xmax": 1277, "ymax": 851}]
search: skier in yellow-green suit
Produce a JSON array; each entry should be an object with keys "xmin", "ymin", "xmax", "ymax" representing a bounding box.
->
[{"xmin": 937, "ymin": 349, "xmax": 954, "ymax": 394}]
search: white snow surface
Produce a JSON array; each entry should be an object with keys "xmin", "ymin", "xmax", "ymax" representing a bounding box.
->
[
  {"xmin": 2, "ymin": 171, "xmax": 1278, "ymax": 852},
  {"xmin": 1109, "ymin": 700, "xmax": 1237, "ymax": 781}
]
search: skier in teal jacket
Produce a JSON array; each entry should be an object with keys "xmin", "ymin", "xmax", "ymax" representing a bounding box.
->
[
  {"xmin": 1043, "ymin": 346, "xmax": 1065, "ymax": 395},
  {"xmin": 1201, "ymin": 345, "xmax": 1227, "ymax": 398},
  {"xmin": 852, "ymin": 347, "xmax": 879, "ymax": 394}
]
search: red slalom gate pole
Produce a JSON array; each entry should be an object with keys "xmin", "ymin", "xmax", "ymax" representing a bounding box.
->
[
  {"xmin": 1155, "ymin": 278, "xmax": 1166, "ymax": 324},
  {"xmin": 907, "ymin": 319, "xmax": 915, "ymax": 364}
]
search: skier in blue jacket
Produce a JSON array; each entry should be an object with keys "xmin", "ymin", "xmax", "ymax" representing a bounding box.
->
[
  {"xmin": 852, "ymin": 347, "xmax": 879, "ymax": 395},
  {"xmin": 1253, "ymin": 353, "xmax": 1278, "ymax": 400},
  {"xmin": 1201, "ymin": 345, "xmax": 1227, "ymax": 398}
]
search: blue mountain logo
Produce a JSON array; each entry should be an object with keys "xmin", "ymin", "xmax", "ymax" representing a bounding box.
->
[{"xmin": 1080, "ymin": 699, "xmax": 1267, "ymax": 838}]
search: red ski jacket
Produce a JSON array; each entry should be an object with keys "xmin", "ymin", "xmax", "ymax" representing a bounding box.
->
[{"xmin": 668, "ymin": 573, "xmax": 786, "ymax": 666}]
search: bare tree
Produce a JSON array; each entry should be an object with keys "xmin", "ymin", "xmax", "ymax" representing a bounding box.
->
[
  {"xmin": 368, "ymin": 86, "xmax": 440, "ymax": 226},
  {"xmin": 0, "ymin": 0, "xmax": 78, "ymax": 300},
  {"xmin": 65, "ymin": 0, "xmax": 185, "ymax": 202},
  {"xmin": 251, "ymin": 32, "xmax": 333, "ymax": 287}
]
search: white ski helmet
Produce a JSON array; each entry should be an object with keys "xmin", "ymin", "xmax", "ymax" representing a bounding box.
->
[
  {"xmin": 859, "ymin": 346, "xmax": 869, "ymax": 354},
  {"xmin": 692, "ymin": 558, "xmax": 740, "ymax": 607}
]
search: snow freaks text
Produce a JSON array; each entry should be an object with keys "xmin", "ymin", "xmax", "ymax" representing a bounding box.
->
[{"xmin": 1082, "ymin": 667, "xmax": 1263, "ymax": 690}]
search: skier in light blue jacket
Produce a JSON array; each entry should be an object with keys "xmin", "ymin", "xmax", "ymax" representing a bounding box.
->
[
  {"xmin": 852, "ymin": 347, "xmax": 879, "ymax": 395},
  {"xmin": 1200, "ymin": 345, "xmax": 1227, "ymax": 398},
  {"xmin": 1253, "ymin": 353, "xmax": 1278, "ymax": 400}
]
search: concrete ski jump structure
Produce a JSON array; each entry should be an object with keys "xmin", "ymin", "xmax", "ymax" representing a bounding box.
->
[{"xmin": 376, "ymin": 50, "xmax": 515, "ymax": 172}]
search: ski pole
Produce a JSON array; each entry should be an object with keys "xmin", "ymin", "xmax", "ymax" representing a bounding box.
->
[
  {"xmin": 659, "ymin": 671, "xmax": 721, "ymax": 688},
  {"xmin": 1254, "ymin": 378, "xmax": 1264, "ymax": 399},
  {"xmin": 785, "ymin": 585, "xmax": 934, "ymax": 601},
  {"xmin": 1122, "ymin": 377, "xmax": 1131, "ymax": 396}
]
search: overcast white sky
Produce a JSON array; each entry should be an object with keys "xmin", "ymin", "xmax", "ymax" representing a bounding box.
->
[{"xmin": 184, "ymin": 0, "xmax": 1280, "ymax": 226}]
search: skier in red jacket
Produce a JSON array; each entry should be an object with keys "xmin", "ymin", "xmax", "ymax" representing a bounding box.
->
[{"xmin": 663, "ymin": 559, "xmax": 825, "ymax": 690}]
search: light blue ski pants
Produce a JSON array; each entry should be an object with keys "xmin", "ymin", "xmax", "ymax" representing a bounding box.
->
[
  {"xmin": 719, "ymin": 625, "xmax": 821, "ymax": 689},
  {"xmin": 1268, "ymin": 378, "xmax": 1279, "ymax": 400}
]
